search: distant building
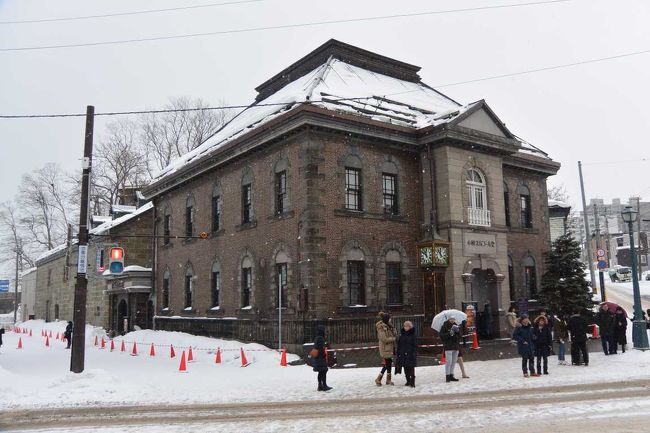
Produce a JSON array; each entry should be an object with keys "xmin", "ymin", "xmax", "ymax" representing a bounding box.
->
[
  {"xmin": 548, "ymin": 200, "xmax": 571, "ymax": 242},
  {"xmin": 20, "ymin": 267, "xmax": 37, "ymax": 321}
]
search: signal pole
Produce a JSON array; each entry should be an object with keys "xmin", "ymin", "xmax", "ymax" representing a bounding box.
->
[
  {"xmin": 578, "ymin": 161, "xmax": 596, "ymax": 290},
  {"xmin": 71, "ymin": 106, "xmax": 94, "ymax": 374}
]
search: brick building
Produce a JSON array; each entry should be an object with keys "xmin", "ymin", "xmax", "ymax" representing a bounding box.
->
[{"xmin": 143, "ymin": 40, "xmax": 560, "ymax": 349}]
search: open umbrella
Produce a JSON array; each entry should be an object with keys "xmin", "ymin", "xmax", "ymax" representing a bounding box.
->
[
  {"xmin": 600, "ymin": 301, "xmax": 627, "ymax": 317},
  {"xmin": 431, "ymin": 309, "xmax": 468, "ymax": 332}
]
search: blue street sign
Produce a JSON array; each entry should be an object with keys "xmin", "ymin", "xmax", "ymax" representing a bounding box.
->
[
  {"xmin": 597, "ymin": 260, "xmax": 607, "ymax": 270},
  {"xmin": 0, "ymin": 279, "xmax": 10, "ymax": 292}
]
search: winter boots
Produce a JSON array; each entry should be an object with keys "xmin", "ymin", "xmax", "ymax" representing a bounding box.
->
[
  {"xmin": 375, "ymin": 373, "xmax": 383, "ymax": 386},
  {"xmin": 386, "ymin": 373, "xmax": 395, "ymax": 386},
  {"xmin": 445, "ymin": 374, "xmax": 459, "ymax": 382}
]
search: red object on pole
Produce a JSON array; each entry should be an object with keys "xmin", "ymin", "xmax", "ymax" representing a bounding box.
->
[
  {"xmin": 471, "ymin": 332, "xmax": 480, "ymax": 350},
  {"xmin": 45, "ymin": 336, "xmax": 50, "ymax": 347},
  {"xmin": 110, "ymin": 339, "xmax": 115, "ymax": 352},
  {"xmin": 188, "ymin": 346, "xmax": 194, "ymax": 362},
  {"xmin": 101, "ymin": 337, "xmax": 106, "ymax": 349},
  {"xmin": 17, "ymin": 337, "xmax": 23, "ymax": 349},
  {"xmin": 120, "ymin": 340, "xmax": 126, "ymax": 352},
  {"xmin": 149, "ymin": 343, "xmax": 155, "ymax": 357},
  {"xmin": 131, "ymin": 342, "xmax": 138, "ymax": 356},
  {"xmin": 592, "ymin": 324, "xmax": 600, "ymax": 339},
  {"xmin": 440, "ymin": 350, "xmax": 446, "ymax": 365},
  {"xmin": 240, "ymin": 348, "xmax": 249, "ymax": 367},
  {"xmin": 178, "ymin": 351, "xmax": 188, "ymax": 373},
  {"xmin": 215, "ymin": 348, "xmax": 221, "ymax": 364},
  {"xmin": 170, "ymin": 345, "xmax": 176, "ymax": 358},
  {"xmin": 94, "ymin": 336, "xmax": 98, "ymax": 347},
  {"xmin": 280, "ymin": 346, "xmax": 287, "ymax": 367}
]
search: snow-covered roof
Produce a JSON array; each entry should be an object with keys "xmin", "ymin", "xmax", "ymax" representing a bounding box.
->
[
  {"xmin": 20, "ymin": 267, "xmax": 37, "ymax": 277},
  {"xmin": 91, "ymin": 202, "xmax": 153, "ymax": 236},
  {"xmin": 151, "ymin": 57, "xmax": 476, "ymax": 183},
  {"xmin": 123, "ymin": 265, "xmax": 152, "ymax": 273},
  {"xmin": 91, "ymin": 215, "xmax": 112, "ymax": 224},
  {"xmin": 35, "ymin": 240, "xmax": 77, "ymax": 263},
  {"xmin": 548, "ymin": 199, "xmax": 571, "ymax": 208},
  {"xmin": 111, "ymin": 204, "xmax": 136, "ymax": 215}
]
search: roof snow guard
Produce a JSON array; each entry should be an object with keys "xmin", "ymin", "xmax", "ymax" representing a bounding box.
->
[{"xmin": 255, "ymin": 39, "xmax": 422, "ymax": 102}]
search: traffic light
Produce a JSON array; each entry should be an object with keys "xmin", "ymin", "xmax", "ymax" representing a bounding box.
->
[{"xmin": 109, "ymin": 247, "xmax": 124, "ymax": 274}]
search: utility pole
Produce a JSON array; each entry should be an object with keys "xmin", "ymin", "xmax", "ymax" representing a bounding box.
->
[
  {"xmin": 71, "ymin": 106, "xmax": 94, "ymax": 374},
  {"xmin": 594, "ymin": 204, "xmax": 606, "ymax": 299},
  {"xmin": 635, "ymin": 197, "xmax": 643, "ymax": 280},
  {"xmin": 578, "ymin": 161, "xmax": 596, "ymax": 290},
  {"xmin": 13, "ymin": 240, "xmax": 20, "ymax": 323}
]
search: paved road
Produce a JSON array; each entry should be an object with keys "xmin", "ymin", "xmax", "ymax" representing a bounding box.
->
[
  {"xmin": 4, "ymin": 378, "xmax": 650, "ymax": 432},
  {"xmin": 604, "ymin": 281, "xmax": 649, "ymax": 313}
]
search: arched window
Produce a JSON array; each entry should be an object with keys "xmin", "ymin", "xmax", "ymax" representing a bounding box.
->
[
  {"xmin": 211, "ymin": 262, "xmax": 220, "ymax": 308},
  {"xmin": 162, "ymin": 269, "xmax": 170, "ymax": 309},
  {"xmin": 274, "ymin": 158, "xmax": 289, "ymax": 215},
  {"xmin": 385, "ymin": 250, "xmax": 402, "ymax": 305},
  {"xmin": 381, "ymin": 161, "xmax": 399, "ymax": 216},
  {"xmin": 241, "ymin": 256, "xmax": 253, "ymax": 307},
  {"xmin": 212, "ymin": 185, "xmax": 222, "ymax": 233},
  {"xmin": 275, "ymin": 251, "xmax": 290, "ymax": 308},
  {"xmin": 519, "ymin": 185, "xmax": 532, "ymax": 228},
  {"xmin": 466, "ymin": 169, "xmax": 486, "ymax": 209},
  {"xmin": 241, "ymin": 169, "xmax": 253, "ymax": 224},
  {"xmin": 522, "ymin": 256, "xmax": 537, "ymax": 298},
  {"xmin": 184, "ymin": 266, "xmax": 193, "ymax": 308},
  {"xmin": 347, "ymin": 248, "xmax": 365, "ymax": 305},
  {"xmin": 344, "ymin": 155, "xmax": 363, "ymax": 211},
  {"xmin": 185, "ymin": 196, "xmax": 195, "ymax": 238},
  {"xmin": 504, "ymin": 182, "xmax": 511, "ymax": 227},
  {"xmin": 163, "ymin": 206, "xmax": 172, "ymax": 245},
  {"xmin": 508, "ymin": 255, "xmax": 515, "ymax": 300}
]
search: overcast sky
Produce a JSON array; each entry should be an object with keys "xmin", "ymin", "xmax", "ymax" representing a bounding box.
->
[{"xmin": 2, "ymin": 0, "xmax": 650, "ymax": 214}]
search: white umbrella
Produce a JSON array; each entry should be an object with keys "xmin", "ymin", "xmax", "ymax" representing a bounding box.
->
[{"xmin": 431, "ymin": 309, "xmax": 468, "ymax": 332}]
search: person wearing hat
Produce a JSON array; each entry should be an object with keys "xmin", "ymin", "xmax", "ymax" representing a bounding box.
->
[
  {"xmin": 396, "ymin": 320, "xmax": 417, "ymax": 387},
  {"xmin": 613, "ymin": 306, "xmax": 628, "ymax": 353},
  {"xmin": 513, "ymin": 314, "xmax": 537, "ymax": 377},
  {"xmin": 312, "ymin": 325, "xmax": 332, "ymax": 391},
  {"xmin": 533, "ymin": 315, "xmax": 552, "ymax": 375},
  {"xmin": 375, "ymin": 311, "xmax": 397, "ymax": 386},
  {"xmin": 567, "ymin": 309, "xmax": 589, "ymax": 366},
  {"xmin": 439, "ymin": 316, "xmax": 462, "ymax": 382}
]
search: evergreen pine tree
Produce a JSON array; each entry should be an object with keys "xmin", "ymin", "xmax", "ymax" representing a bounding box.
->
[{"xmin": 539, "ymin": 233, "xmax": 595, "ymax": 317}]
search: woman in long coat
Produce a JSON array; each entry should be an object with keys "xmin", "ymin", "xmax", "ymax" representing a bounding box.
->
[
  {"xmin": 533, "ymin": 315, "xmax": 553, "ymax": 375},
  {"xmin": 375, "ymin": 311, "xmax": 397, "ymax": 386},
  {"xmin": 313, "ymin": 325, "xmax": 332, "ymax": 391},
  {"xmin": 396, "ymin": 320, "xmax": 417, "ymax": 387},
  {"xmin": 613, "ymin": 306, "xmax": 628, "ymax": 353},
  {"xmin": 513, "ymin": 314, "xmax": 536, "ymax": 377}
]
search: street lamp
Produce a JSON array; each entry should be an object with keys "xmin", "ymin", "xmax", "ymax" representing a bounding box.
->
[{"xmin": 621, "ymin": 205, "xmax": 649, "ymax": 350}]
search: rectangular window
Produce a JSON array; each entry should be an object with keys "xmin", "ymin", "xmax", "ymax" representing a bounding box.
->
[
  {"xmin": 184, "ymin": 275, "xmax": 193, "ymax": 308},
  {"xmin": 163, "ymin": 215, "xmax": 171, "ymax": 245},
  {"xmin": 212, "ymin": 195, "xmax": 222, "ymax": 232},
  {"xmin": 347, "ymin": 260, "xmax": 365, "ymax": 305},
  {"xmin": 162, "ymin": 278, "xmax": 170, "ymax": 308},
  {"xmin": 504, "ymin": 191, "xmax": 511, "ymax": 227},
  {"xmin": 185, "ymin": 206, "xmax": 194, "ymax": 238},
  {"xmin": 382, "ymin": 173, "xmax": 398, "ymax": 215},
  {"xmin": 524, "ymin": 266, "xmax": 537, "ymax": 297},
  {"xmin": 275, "ymin": 171, "xmax": 288, "ymax": 215},
  {"xmin": 211, "ymin": 271, "xmax": 220, "ymax": 307},
  {"xmin": 520, "ymin": 195, "xmax": 532, "ymax": 228},
  {"xmin": 276, "ymin": 263, "xmax": 288, "ymax": 308},
  {"xmin": 616, "ymin": 237, "xmax": 624, "ymax": 247},
  {"xmin": 242, "ymin": 184, "xmax": 252, "ymax": 224},
  {"xmin": 345, "ymin": 168, "xmax": 362, "ymax": 211},
  {"xmin": 386, "ymin": 263, "xmax": 402, "ymax": 305},
  {"xmin": 241, "ymin": 267, "xmax": 252, "ymax": 307}
]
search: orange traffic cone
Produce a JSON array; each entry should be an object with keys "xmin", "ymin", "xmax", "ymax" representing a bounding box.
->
[
  {"xmin": 592, "ymin": 324, "xmax": 600, "ymax": 339},
  {"xmin": 215, "ymin": 348, "xmax": 221, "ymax": 364},
  {"xmin": 110, "ymin": 339, "xmax": 115, "ymax": 351},
  {"xmin": 29, "ymin": 329, "xmax": 32, "ymax": 337},
  {"xmin": 131, "ymin": 342, "xmax": 138, "ymax": 356},
  {"xmin": 170, "ymin": 345, "xmax": 176, "ymax": 358},
  {"xmin": 101, "ymin": 337, "xmax": 106, "ymax": 349},
  {"xmin": 45, "ymin": 336, "xmax": 50, "ymax": 347},
  {"xmin": 94, "ymin": 336, "xmax": 98, "ymax": 347},
  {"xmin": 178, "ymin": 351, "xmax": 188, "ymax": 373},
  {"xmin": 17, "ymin": 337, "xmax": 23, "ymax": 349},
  {"xmin": 471, "ymin": 332, "xmax": 480, "ymax": 350},
  {"xmin": 188, "ymin": 346, "xmax": 194, "ymax": 362},
  {"xmin": 280, "ymin": 346, "xmax": 287, "ymax": 367},
  {"xmin": 49, "ymin": 330, "xmax": 52, "ymax": 338},
  {"xmin": 440, "ymin": 350, "xmax": 446, "ymax": 365},
  {"xmin": 41, "ymin": 330, "xmax": 44, "ymax": 337},
  {"xmin": 120, "ymin": 340, "xmax": 126, "ymax": 352},
  {"xmin": 149, "ymin": 343, "xmax": 156, "ymax": 357},
  {"xmin": 240, "ymin": 348, "xmax": 249, "ymax": 367},
  {"xmin": 56, "ymin": 332, "xmax": 60, "ymax": 340}
]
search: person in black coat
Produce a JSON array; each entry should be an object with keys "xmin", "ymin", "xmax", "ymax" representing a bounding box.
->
[
  {"xmin": 613, "ymin": 307, "xmax": 628, "ymax": 353},
  {"xmin": 595, "ymin": 304, "xmax": 616, "ymax": 355},
  {"xmin": 312, "ymin": 325, "xmax": 332, "ymax": 391},
  {"xmin": 64, "ymin": 321, "xmax": 73, "ymax": 349},
  {"xmin": 533, "ymin": 315, "xmax": 553, "ymax": 375},
  {"xmin": 396, "ymin": 320, "xmax": 417, "ymax": 387},
  {"xmin": 440, "ymin": 317, "xmax": 462, "ymax": 382},
  {"xmin": 0, "ymin": 327, "xmax": 4, "ymax": 348},
  {"xmin": 513, "ymin": 314, "xmax": 536, "ymax": 377},
  {"xmin": 567, "ymin": 311, "xmax": 589, "ymax": 366}
]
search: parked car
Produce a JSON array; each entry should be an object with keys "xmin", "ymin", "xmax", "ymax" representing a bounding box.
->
[{"xmin": 609, "ymin": 266, "xmax": 632, "ymax": 282}]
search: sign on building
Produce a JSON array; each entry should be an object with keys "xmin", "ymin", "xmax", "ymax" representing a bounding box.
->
[
  {"xmin": 463, "ymin": 233, "xmax": 497, "ymax": 256},
  {"xmin": 0, "ymin": 279, "xmax": 9, "ymax": 292}
]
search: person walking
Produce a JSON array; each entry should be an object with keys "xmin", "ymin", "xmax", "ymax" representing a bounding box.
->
[
  {"xmin": 64, "ymin": 321, "xmax": 73, "ymax": 350},
  {"xmin": 533, "ymin": 315, "xmax": 552, "ymax": 375},
  {"xmin": 375, "ymin": 312, "xmax": 397, "ymax": 386},
  {"xmin": 595, "ymin": 304, "xmax": 616, "ymax": 355},
  {"xmin": 567, "ymin": 310, "xmax": 589, "ymax": 366},
  {"xmin": 0, "ymin": 327, "xmax": 4, "ymax": 349},
  {"xmin": 312, "ymin": 325, "xmax": 332, "ymax": 391},
  {"xmin": 513, "ymin": 314, "xmax": 537, "ymax": 377},
  {"xmin": 439, "ymin": 316, "xmax": 462, "ymax": 382},
  {"xmin": 554, "ymin": 315, "xmax": 569, "ymax": 365},
  {"xmin": 506, "ymin": 306, "xmax": 519, "ymax": 339},
  {"xmin": 396, "ymin": 320, "xmax": 417, "ymax": 387},
  {"xmin": 613, "ymin": 306, "xmax": 628, "ymax": 353}
]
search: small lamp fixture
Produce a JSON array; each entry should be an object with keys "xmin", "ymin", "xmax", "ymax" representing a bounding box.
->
[{"xmin": 621, "ymin": 205, "xmax": 638, "ymax": 223}]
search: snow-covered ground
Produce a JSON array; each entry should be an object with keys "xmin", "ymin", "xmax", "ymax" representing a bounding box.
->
[{"xmin": 2, "ymin": 319, "xmax": 650, "ymax": 413}]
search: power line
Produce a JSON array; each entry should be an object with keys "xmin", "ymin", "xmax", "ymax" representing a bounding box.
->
[
  {"xmin": 0, "ymin": 0, "xmax": 575, "ymax": 52},
  {"xmin": 583, "ymin": 158, "xmax": 650, "ymax": 166},
  {"xmin": 0, "ymin": 0, "xmax": 265, "ymax": 25}
]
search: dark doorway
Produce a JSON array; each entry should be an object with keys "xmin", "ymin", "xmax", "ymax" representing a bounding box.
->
[
  {"xmin": 423, "ymin": 271, "xmax": 446, "ymax": 320},
  {"xmin": 146, "ymin": 300, "xmax": 154, "ymax": 329},
  {"xmin": 472, "ymin": 268, "xmax": 498, "ymax": 339},
  {"xmin": 117, "ymin": 299, "xmax": 128, "ymax": 335}
]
